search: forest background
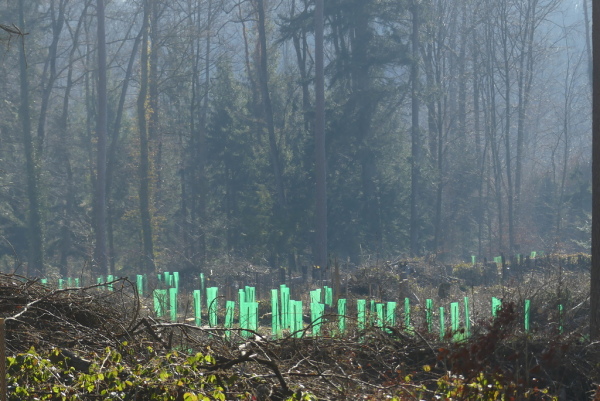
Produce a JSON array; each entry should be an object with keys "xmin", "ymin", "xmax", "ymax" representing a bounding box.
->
[{"xmin": 0, "ymin": 0, "xmax": 592, "ymax": 278}]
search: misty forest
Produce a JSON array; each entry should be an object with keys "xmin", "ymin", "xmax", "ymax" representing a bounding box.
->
[
  {"xmin": 0, "ymin": 0, "xmax": 591, "ymax": 277},
  {"xmin": 0, "ymin": 0, "xmax": 598, "ymax": 400}
]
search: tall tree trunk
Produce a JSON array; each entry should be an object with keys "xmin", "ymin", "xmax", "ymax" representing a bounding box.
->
[
  {"xmin": 501, "ymin": 2, "xmax": 515, "ymax": 253},
  {"xmin": 314, "ymin": 0, "xmax": 327, "ymax": 272},
  {"xmin": 149, "ymin": 0, "xmax": 161, "ymax": 204},
  {"xmin": 18, "ymin": 0, "xmax": 44, "ymax": 275},
  {"xmin": 410, "ymin": 1, "xmax": 421, "ymax": 256},
  {"xmin": 583, "ymin": 0, "xmax": 592, "ymax": 88},
  {"xmin": 58, "ymin": 1, "xmax": 88, "ymax": 277},
  {"xmin": 196, "ymin": 0, "xmax": 213, "ymax": 266},
  {"xmin": 106, "ymin": 26, "xmax": 143, "ymax": 273},
  {"xmin": 137, "ymin": 0, "xmax": 155, "ymax": 273},
  {"xmin": 291, "ymin": 0, "xmax": 311, "ymax": 133},
  {"xmin": 94, "ymin": 0, "xmax": 109, "ymax": 276},
  {"xmin": 484, "ymin": 17, "xmax": 504, "ymax": 252},
  {"xmin": 589, "ymin": 0, "xmax": 600, "ymax": 340},
  {"xmin": 37, "ymin": 0, "xmax": 66, "ymax": 154},
  {"xmin": 256, "ymin": 0, "xmax": 285, "ymax": 207}
]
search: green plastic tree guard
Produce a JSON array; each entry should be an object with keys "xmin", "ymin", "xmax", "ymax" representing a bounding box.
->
[
  {"xmin": 325, "ymin": 286, "xmax": 333, "ymax": 307},
  {"xmin": 239, "ymin": 299, "xmax": 249, "ymax": 338},
  {"xmin": 464, "ymin": 297, "xmax": 470, "ymax": 338},
  {"xmin": 440, "ymin": 307, "xmax": 445, "ymax": 340},
  {"xmin": 357, "ymin": 299, "xmax": 366, "ymax": 331},
  {"xmin": 281, "ymin": 285, "xmax": 290, "ymax": 330},
  {"xmin": 247, "ymin": 301, "xmax": 258, "ymax": 333},
  {"xmin": 293, "ymin": 300, "xmax": 303, "ymax": 338},
  {"xmin": 207, "ymin": 287, "xmax": 218, "ymax": 327},
  {"xmin": 67, "ymin": 277, "xmax": 72, "ymax": 287},
  {"xmin": 377, "ymin": 303, "xmax": 385, "ymax": 328},
  {"xmin": 471, "ymin": 255, "xmax": 476, "ymax": 265},
  {"xmin": 311, "ymin": 302, "xmax": 324, "ymax": 336},
  {"xmin": 106, "ymin": 275, "xmax": 114, "ymax": 291},
  {"xmin": 558, "ymin": 304, "xmax": 563, "ymax": 334},
  {"xmin": 451, "ymin": 302, "xmax": 459, "ymax": 334},
  {"xmin": 136, "ymin": 275, "xmax": 144, "ymax": 297},
  {"xmin": 245, "ymin": 286, "xmax": 255, "ymax": 303},
  {"xmin": 193, "ymin": 290, "xmax": 202, "ymax": 326},
  {"xmin": 58, "ymin": 279, "xmax": 64, "ymax": 290},
  {"xmin": 74, "ymin": 278, "xmax": 80, "ymax": 287},
  {"xmin": 386, "ymin": 302, "xmax": 396, "ymax": 327},
  {"xmin": 426, "ymin": 299, "xmax": 433, "ymax": 332},
  {"xmin": 310, "ymin": 289, "xmax": 320, "ymax": 305},
  {"xmin": 225, "ymin": 300, "xmax": 235, "ymax": 339},
  {"xmin": 173, "ymin": 272, "xmax": 179, "ymax": 289},
  {"xmin": 289, "ymin": 299, "xmax": 297, "ymax": 336},
  {"xmin": 200, "ymin": 273, "xmax": 205, "ymax": 293},
  {"xmin": 370, "ymin": 299, "xmax": 376, "ymax": 325},
  {"xmin": 169, "ymin": 287, "xmax": 178, "ymax": 322},
  {"xmin": 404, "ymin": 298, "xmax": 410, "ymax": 328},
  {"xmin": 271, "ymin": 289, "xmax": 280, "ymax": 338},
  {"xmin": 492, "ymin": 297, "xmax": 502, "ymax": 318},
  {"xmin": 524, "ymin": 299, "xmax": 530, "ymax": 333},
  {"xmin": 338, "ymin": 298, "xmax": 347, "ymax": 334}
]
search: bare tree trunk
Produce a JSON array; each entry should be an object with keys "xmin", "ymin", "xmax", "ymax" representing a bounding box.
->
[
  {"xmin": 18, "ymin": 0, "xmax": 44, "ymax": 275},
  {"xmin": 500, "ymin": 1, "xmax": 514, "ymax": 253},
  {"xmin": 410, "ymin": 0, "xmax": 421, "ymax": 256},
  {"xmin": 36, "ymin": 0, "xmax": 66, "ymax": 154},
  {"xmin": 256, "ymin": 0, "xmax": 285, "ymax": 207},
  {"xmin": 583, "ymin": 0, "xmax": 592, "ymax": 87},
  {"xmin": 149, "ymin": 0, "xmax": 161, "ymax": 205},
  {"xmin": 589, "ymin": 0, "xmax": 600, "ymax": 340},
  {"xmin": 315, "ymin": 0, "xmax": 327, "ymax": 273},
  {"xmin": 196, "ymin": 0, "xmax": 213, "ymax": 267},
  {"xmin": 94, "ymin": 0, "xmax": 109, "ymax": 276},
  {"xmin": 137, "ymin": 0, "xmax": 155, "ymax": 273},
  {"xmin": 186, "ymin": 0, "xmax": 199, "ymax": 268},
  {"xmin": 291, "ymin": 0, "xmax": 311, "ymax": 133},
  {"xmin": 106, "ymin": 25, "xmax": 143, "ymax": 274},
  {"xmin": 58, "ymin": 1, "xmax": 88, "ymax": 277}
]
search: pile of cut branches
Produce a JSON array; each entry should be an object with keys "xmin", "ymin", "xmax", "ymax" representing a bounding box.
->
[
  {"xmin": 1, "ymin": 274, "xmax": 598, "ymax": 400},
  {"xmin": 0, "ymin": 274, "xmax": 138, "ymax": 354}
]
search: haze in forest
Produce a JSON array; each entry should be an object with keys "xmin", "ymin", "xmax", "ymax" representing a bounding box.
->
[{"xmin": 0, "ymin": 0, "xmax": 591, "ymax": 277}]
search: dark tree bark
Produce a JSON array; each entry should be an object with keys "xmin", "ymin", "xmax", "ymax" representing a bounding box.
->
[
  {"xmin": 196, "ymin": 0, "xmax": 213, "ymax": 267},
  {"xmin": 589, "ymin": 0, "xmax": 600, "ymax": 340},
  {"xmin": 36, "ymin": 0, "xmax": 66, "ymax": 153},
  {"xmin": 410, "ymin": 0, "xmax": 421, "ymax": 256},
  {"xmin": 149, "ymin": 0, "xmax": 161, "ymax": 205},
  {"xmin": 291, "ymin": 0, "xmax": 311, "ymax": 133},
  {"xmin": 315, "ymin": 0, "xmax": 327, "ymax": 273},
  {"xmin": 58, "ymin": 1, "xmax": 89, "ymax": 277},
  {"xmin": 106, "ymin": 25, "xmax": 143, "ymax": 274},
  {"xmin": 256, "ymin": 0, "xmax": 285, "ymax": 207},
  {"xmin": 583, "ymin": 0, "xmax": 592, "ymax": 88},
  {"xmin": 137, "ymin": 0, "xmax": 155, "ymax": 273},
  {"xmin": 19, "ymin": 0, "xmax": 44, "ymax": 276},
  {"xmin": 500, "ymin": 1, "xmax": 515, "ymax": 254},
  {"xmin": 94, "ymin": 0, "xmax": 109, "ymax": 276}
]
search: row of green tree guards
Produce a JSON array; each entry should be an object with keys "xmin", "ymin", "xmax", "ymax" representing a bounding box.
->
[
  {"xmin": 473, "ymin": 251, "xmax": 540, "ymax": 265},
  {"xmin": 50, "ymin": 272, "xmax": 562, "ymax": 340}
]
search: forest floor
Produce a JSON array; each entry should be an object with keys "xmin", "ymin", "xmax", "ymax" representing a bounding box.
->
[{"xmin": 1, "ymin": 256, "xmax": 599, "ymax": 400}]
